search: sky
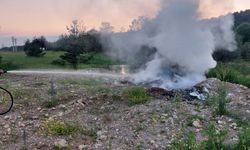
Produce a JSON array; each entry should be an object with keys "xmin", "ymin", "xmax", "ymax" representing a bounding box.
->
[{"xmin": 0, "ymin": 0, "xmax": 249, "ymax": 47}]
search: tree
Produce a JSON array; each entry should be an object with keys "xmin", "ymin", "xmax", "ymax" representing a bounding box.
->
[
  {"xmin": 60, "ymin": 20, "xmax": 86, "ymax": 69},
  {"xmin": 24, "ymin": 37, "xmax": 46, "ymax": 57},
  {"xmin": 99, "ymin": 22, "xmax": 114, "ymax": 33},
  {"xmin": 236, "ymin": 23, "xmax": 250, "ymax": 44},
  {"xmin": 241, "ymin": 42, "xmax": 250, "ymax": 60},
  {"xmin": 129, "ymin": 16, "xmax": 147, "ymax": 31}
]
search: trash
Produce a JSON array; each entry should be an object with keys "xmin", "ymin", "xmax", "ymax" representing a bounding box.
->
[{"xmin": 189, "ymin": 90, "xmax": 207, "ymax": 101}]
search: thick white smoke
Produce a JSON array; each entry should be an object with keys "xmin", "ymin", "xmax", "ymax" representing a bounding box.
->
[{"xmin": 103, "ymin": 0, "xmax": 236, "ymax": 89}]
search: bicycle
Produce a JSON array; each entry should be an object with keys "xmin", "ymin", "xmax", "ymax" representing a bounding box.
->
[{"xmin": 0, "ymin": 70, "xmax": 14, "ymax": 115}]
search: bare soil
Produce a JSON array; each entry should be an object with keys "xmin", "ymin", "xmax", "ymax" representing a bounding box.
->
[{"xmin": 0, "ymin": 72, "xmax": 249, "ymax": 150}]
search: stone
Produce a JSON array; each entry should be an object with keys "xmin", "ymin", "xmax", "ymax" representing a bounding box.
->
[
  {"xmin": 217, "ymin": 120, "xmax": 226, "ymax": 125},
  {"xmin": 54, "ymin": 139, "xmax": 68, "ymax": 148},
  {"xmin": 4, "ymin": 116, "xmax": 11, "ymax": 120},
  {"xmin": 4, "ymin": 124, "xmax": 10, "ymax": 129},
  {"xmin": 192, "ymin": 120, "xmax": 202, "ymax": 128},
  {"xmin": 78, "ymin": 145, "xmax": 88, "ymax": 150}
]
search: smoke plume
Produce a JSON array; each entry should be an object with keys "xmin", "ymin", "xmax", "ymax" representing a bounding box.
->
[{"xmin": 103, "ymin": 0, "xmax": 236, "ymax": 89}]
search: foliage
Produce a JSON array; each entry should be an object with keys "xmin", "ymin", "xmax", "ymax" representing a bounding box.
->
[
  {"xmin": 208, "ymin": 85, "xmax": 229, "ymax": 116},
  {"xmin": 43, "ymin": 120, "xmax": 82, "ymax": 135},
  {"xmin": 206, "ymin": 63, "xmax": 250, "ymax": 88},
  {"xmin": 60, "ymin": 21, "xmax": 103, "ymax": 69},
  {"xmin": 169, "ymin": 132, "xmax": 199, "ymax": 150},
  {"xmin": 234, "ymin": 9, "xmax": 250, "ymax": 26},
  {"xmin": 236, "ymin": 23, "xmax": 250, "ymax": 44},
  {"xmin": 201, "ymin": 124, "xmax": 228, "ymax": 150},
  {"xmin": 235, "ymin": 127, "xmax": 250, "ymax": 150},
  {"xmin": 168, "ymin": 123, "xmax": 250, "ymax": 150},
  {"xmin": 212, "ymin": 49, "xmax": 240, "ymax": 62},
  {"xmin": 241, "ymin": 42, "xmax": 250, "ymax": 60},
  {"xmin": 24, "ymin": 37, "xmax": 47, "ymax": 57},
  {"xmin": 123, "ymin": 87, "xmax": 151, "ymax": 105}
]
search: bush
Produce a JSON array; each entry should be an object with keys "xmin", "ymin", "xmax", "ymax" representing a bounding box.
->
[
  {"xmin": 124, "ymin": 87, "xmax": 151, "ymax": 105},
  {"xmin": 24, "ymin": 38, "xmax": 46, "ymax": 57}
]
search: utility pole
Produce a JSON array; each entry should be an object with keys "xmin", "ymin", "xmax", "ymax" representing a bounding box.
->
[{"xmin": 11, "ymin": 36, "xmax": 17, "ymax": 52}]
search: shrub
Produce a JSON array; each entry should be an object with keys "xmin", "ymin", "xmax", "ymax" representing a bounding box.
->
[{"xmin": 124, "ymin": 87, "xmax": 151, "ymax": 105}]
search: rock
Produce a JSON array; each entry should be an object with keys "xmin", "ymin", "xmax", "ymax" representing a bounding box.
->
[
  {"xmin": 217, "ymin": 120, "xmax": 226, "ymax": 125},
  {"xmin": 4, "ymin": 124, "xmax": 10, "ymax": 129},
  {"xmin": 54, "ymin": 139, "xmax": 68, "ymax": 148},
  {"xmin": 4, "ymin": 116, "xmax": 11, "ymax": 120},
  {"xmin": 58, "ymin": 112, "xmax": 64, "ymax": 117},
  {"xmin": 32, "ymin": 116, "xmax": 39, "ymax": 120},
  {"xmin": 97, "ymin": 130, "xmax": 108, "ymax": 141},
  {"xmin": 78, "ymin": 145, "xmax": 88, "ymax": 150},
  {"xmin": 150, "ymin": 140, "xmax": 155, "ymax": 145},
  {"xmin": 7, "ymin": 128, "xmax": 11, "ymax": 134},
  {"xmin": 230, "ymin": 123, "xmax": 237, "ymax": 130},
  {"xmin": 247, "ymin": 95, "xmax": 250, "ymax": 100},
  {"xmin": 192, "ymin": 120, "xmax": 202, "ymax": 128}
]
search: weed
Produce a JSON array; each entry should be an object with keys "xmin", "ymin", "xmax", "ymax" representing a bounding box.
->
[
  {"xmin": 209, "ymin": 85, "xmax": 229, "ymax": 116},
  {"xmin": 235, "ymin": 127, "xmax": 250, "ymax": 150},
  {"xmin": 168, "ymin": 132, "xmax": 199, "ymax": 150},
  {"xmin": 123, "ymin": 87, "xmax": 151, "ymax": 105},
  {"xmin": 201, "ymin": 123, "xmax": 228, "ymax": 150},
  {"xmin": 172, "ymin": 93, "xmax": 182, "ymax": 108},
  {"xmin": 42, "ymin": 120, "xmax": 82, "ymax": 135}
]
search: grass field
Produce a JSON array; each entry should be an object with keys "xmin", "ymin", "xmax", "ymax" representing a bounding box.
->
[{"xmin": 0, "ymin": 51, "xmax": 120, "ymax": 70}]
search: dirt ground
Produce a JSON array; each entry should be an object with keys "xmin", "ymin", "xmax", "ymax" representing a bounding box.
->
[{"xmin": 0, "ymin": 72, "xmax": 250, "ymax": 150}]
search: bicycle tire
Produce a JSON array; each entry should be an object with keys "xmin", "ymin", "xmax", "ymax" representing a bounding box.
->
[{"xmin": 0, "ymin": 87, "xmax": 14, "ymax": 115}]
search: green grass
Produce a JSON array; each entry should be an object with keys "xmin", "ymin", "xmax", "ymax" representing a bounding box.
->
[
  {"xmin": 207, "ymin": 62, "xmax": 250, "ymax": 88},
  {"xmin": 123, "ymin": 87, "xmax": 152, "ymax": 105},
  {"xmin": 168, "ymin": 123, "xmax": 250, "ymax": 150},
  {"xmin": 0, "ymin": 51, "xmax": 120, "ymax": 70},
  {"xmin": 1, "ymin": 51, "xmax": 64, "ymax": 69}
]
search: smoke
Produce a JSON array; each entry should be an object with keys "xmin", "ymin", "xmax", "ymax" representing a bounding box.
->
[{"xmin": 102, "ymin": 0, "xmax": 236, "ymax": 89}]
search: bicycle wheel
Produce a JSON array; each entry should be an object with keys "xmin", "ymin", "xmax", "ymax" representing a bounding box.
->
[{"xmin": 0, "ymin": 87, "xmax": 14, "ymax": 115}]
